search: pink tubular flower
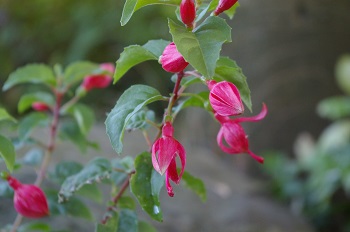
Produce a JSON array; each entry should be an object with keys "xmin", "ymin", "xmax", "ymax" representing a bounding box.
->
[
  {"xmin": 215, "ymin": 103, "xmax": 267, "ymax": 163},
  {"xmin": 152, "ymin": 122, "xmax": 186, "ymax": 197},
  {"xmin": 159, "ymin": 42, "xmax": 189, "ymax": 73},
  {"xmin": 214, "ymin": 0, "xmax": 238, "ymax": 16},
  {"xmin": 208, "ymin": 80, "xmax": 244, "ymax": 116},
  {"xmin": 81, "ymin": 63, "xmax": 115, "ymax": 91},
  {"xmin": 7, "ymin": 176, "xmax": 49, "ymax": 218},
  {"xmin": 32, "ymin": 102, "xmax": 50, "ymax": 111},
  {"xmin": 180, "ymin": 0, "xmax": 196, "ymax": 28}
]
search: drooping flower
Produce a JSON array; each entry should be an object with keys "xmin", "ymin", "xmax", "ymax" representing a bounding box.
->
[
  {"xmin": 159, "ymin": 42, "xmax": 189, "ymax": 73},
  {"xmin": 81, "ymin": 63, "xmax": 115, "ymax": 91},
  {"xmin": 213, "ymin": 0, "xmax": 238, "ymax": 16},
  {"xmin": 32, "ymin": 102, "xmax": 50, "ymax": 111},
  {"xmin": 207, "ymin": 80, "xmax": 244, "ymax": 116},
  {"xmin": 215, "ymin": 103, "xmax": 267, "ymax": 163},
  {"xmin": 7, "ymin": 176, "xmax": 49, "ymax": 218},
  {"xmin": 152, "ymin": 122, "xmax": 186, "ymax": 197},
  {"xmin": 180, "ymin": 0, "xmax": 196, "ymax": 28}
]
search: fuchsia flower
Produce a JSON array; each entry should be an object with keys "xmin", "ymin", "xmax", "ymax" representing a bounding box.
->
[
  {"xmin": 32, "ymin": 102, "xmax": 50, "ymax": 111},
  {"xmin": 7, "ymin": 176, "xmax": 49, "ymax": 218},
  {"xmin": 214, "ymin": 0, "xmax": 238, "ymax": 16},
  {"xmin": 207, "ymin": 80, "xmax": 244, "ymax": 116},
  {"xmin": 215, "ymin": 103, "xmax": 268, "ymax": 164},
  {"xmin": 159, "ymin": 42, "xmax": 189, "ymax": 73},
  {"xmin": 180, "ymin": 0, "xmax": 196, "ymax": 28},
  {"xmin": 81, "ymin": 63, "xmax": 115, "ymax": 91},
  {"xmin": 152, "ymin": 122, "xmax": 186, "ymax": 197}
]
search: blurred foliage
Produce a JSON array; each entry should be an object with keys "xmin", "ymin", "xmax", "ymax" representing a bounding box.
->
[
  {"xmin": 0, "ymin": 0, "xmax": 176, "ymax": 115},
  {"xmin": 264, "ymin": 54, "xmax": 350, "ymax": 232}
]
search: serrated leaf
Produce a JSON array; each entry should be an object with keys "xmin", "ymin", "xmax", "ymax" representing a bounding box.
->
[
  {"xmin": 169, "ymin": 16, "xmax": 231, "ymax": 78},
  {"xmin": 114, "ymin": 40, "xmax": 169, "ymax": 83},
  {"xmin": 63, "ymin": 61, "xmax": 99, "ymax": 86},
  {"xmin": 214, "ymin": 57, "xmax": 252, "ymax": 111},
  {"xmin": 130, "ymin": 152, "xmax": 164, "ymax": 222},
  {"xmin": 138, "ymin": 221, "xmax": 157, "ymax": 232},
  {"xmin": 49, "ymin": 161, "xmax": 83, "ymax": 184},
  {"xmin": 118, "ymin": 209, "xmax": 138, "ymax": 232},
  {"xmin": 181, "ymin": 171, "xmax": 207, "ymax": 202},
  {"xmin": 118, "ymin": 196, "xmax": 136, "ymax": 210},
  {"xmin": 58, "ymin": 157, "xmax": 111, "ymax": 202},
  {"xmin": 47, "ymin": 190, "xmax": 93, "ymax": 221},
  {"xmin": 125, "ymin": 109, "xmax": 155, "ymax": 131},
  {"xmin": 17, "ymin": 92, "xmax": 54, "ymax": 114},
  {"xmin": 105, "ymin": 85, "xmax": 164, "ymax": 154},
  {"xmin": 95, "ymin": 212, "xmax": 119, "ymax": 232},
  {"xmin": 18, "ymin": 222, "xmax": 51, "ymax": 232},
  {"xmin": 121, "ymin": 0, "xmax": 180, "ymax": 26},
  {"xmin": 67, "ymin": 103, "xmax": 95, "ymax": 135},
  {"xmin": 18, "ymin": 112, "xmax": 49, "ymax": 140},
  {"xmin": 21, "ymin": 148, "xmax": 43, "ymax": 166},
  {"xmin": 317, "ymin": 96, "xmax": 350, "ymax": 120},
  {"xmin": 208, "ymin": 0, "xmax": 240, "ymax": 19},
  {"xmin": 3, "ymin": 64, "xmax": 56, "ymax": 91},
  {"xmin": 0, "ymin": 108, "xmax": 16, "ymax": 123},
  {"xmin": 0, "ymin": 135, "xmax": 16, "ymax": 172}
]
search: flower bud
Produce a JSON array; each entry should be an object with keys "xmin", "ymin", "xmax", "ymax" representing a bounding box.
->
[
  {"xmin": 7, "ymin": 176, "xmax": 49, "ymax": 218},
  {"xmin": 208, "ymin": 80, "xmax": 244, "ymax": 116},
  {"xmin": 214, "ymin": 0, "xmax": 238, "ymax": 16},
  {"xmin": 100, "ymin": 63, "xmax": 115, "ymax": 74},
  {"xmin": 32, "ymin": 102, "xmax": 50, "ymax": 111},
  {"xmin": 82, "ymin": 74, "xmax": 113, "ymax": 91},
  {"xmin": 159, "ymin": 42, "xmax": 189, "ymax": 73},
  {"xmin": 180, "ymin": 0, "xmax": 196, "ymax": 28}
]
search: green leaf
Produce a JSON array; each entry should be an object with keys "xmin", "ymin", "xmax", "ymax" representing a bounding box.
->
[
  {"xmin": 121, "ymin": 0, "xmax": 180, "ymax": 26},
  {"xmin": 18, "ymin": 112, "xmax": 49, "ymax": 140},
  {"xmin": 58, "ymin": 157, "xmax": 111, "ymax": 202},
  {"xmin": 18, "ymin": 92, "xmax": 54, "ymax": 114},
  {"xmin": 181, "ymin": 171, "xmax": 207, "ymax": 202},
  {"xmin": 0, "ymin": 135, "xmax": 16, "ymax": 172},
  {"xmin": 49, "ymin": 161, "xmax": 83, "ymax": 184},
  {"xmin": 95, "ymin": 212, "xmax": 119, "ymax": 232},
  {"xmin": 63, "ymin": 61, "xmax": 99, "ymax": 86},
  {"xmin": 173, "ymin": 91, "xmax": 210, "ymax": 116},
  {"xmin": 118, "ymin": 196, "xmax": 136, "ymax": 210},
  {"xmin": 208, "ymin": 0, "xmax": 240, "ymax": 19},
  {"xmin": 336, "ymin": 54, "xmax": 350, "ymax": 95},
  {"xmin": 105, "ymin": 85, "xmax": 164, "ymax": 154},
  {"xmin": 125, "ymin": 109, "xmax": 155, "ymax": 131},
  {"xmin": 67, "ymin": 103, "xmax": 95, "ymax": 135},
  {"xmin": 130, "ymin": 152, "xmax": 164, "ymax": 222},
  {"xmin": 47, "ymin": 190, "xmax": 93, "ymax": 221},
  {"xmin": 317, "ymin": 96, "xmax": 350, "ymax": 120},
  {"xmin": 76, "ymin": 184, "xmax": 103, "ymax": 203},
  {"xmin": 117, "ymin": 209, "xmax": 138, "ymax": 232},
  {"xmin": 138, "ymin": 221, "xmax": 157, "ymax": 232},
  {"xmin": 169, "ymin": 16, "xmax": 231, "ymax": 78},
  {"xmin": 0, "ymin": 108, "xmax": 16, "ymax": 123},
  {"xmin": 3, "ymin": 64, "xmax": 56, "ymax": 91},
  {"xmin": 21, "ymin": 148, "xmax": 43, "ymax": 166},
  {"xmin": 18, "ymin": 222, "xmax": 51, "ymax": 232},
  {"xmin": 59, "ymin": 119, "xmax": 99, "ymax": 153},
  {"xmin": 114, "ymin": 40, "xmax": 169, "ymax": 83},
  {"xmin": 111, "ymin": 156, "xmax": 135, "ymax": 185},
  {"xmin": 214, "ymin": 57, "xmax": 252, "ymax": 111}
]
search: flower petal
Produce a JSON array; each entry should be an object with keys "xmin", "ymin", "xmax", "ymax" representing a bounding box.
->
[
  {"xmin": 234, "ymin": 103, "xmax": 268, "ymax": 123},
  {"xmin": 247, "ymin": 150, "xmax": 264, "ymax": 164},
  {"xmin": 167, "ymin": 158, "xmax": 180, "ymax": 184},
  {"xmin": 165, "ymin": 171, "xmax": 175, "ymax": 197}
]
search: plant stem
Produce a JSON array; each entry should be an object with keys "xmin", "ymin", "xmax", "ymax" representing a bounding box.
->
[{"xmin": 10, "ymin": 90, "xmax": 64, "ymax": 232}]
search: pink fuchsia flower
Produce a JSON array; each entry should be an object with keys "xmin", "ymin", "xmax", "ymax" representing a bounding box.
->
[
  {"xmin": 159, "ymin": 42, "xmax": 189, "ymax": 73},
  {"xmin": 7, "ymin": 176, "xmax": 49, "ymax": 218},
  {"xmin": 152, "ymin": 122, "xmax": 186, "ymax": 197},
  {"xmin": 207, "ymin": 80, "xmax": 244, "ymax": 116},
  {"xmin": 81, "ymin": 63, "xmax": 115, "ymax": 91},
  {"xmin": 214, "ymin": 0, "xmax": 238, "ymax": 16},
  {"xmin": 32, "ymin": 102, "xmax": 50, "ymax": 111},
  {"xmin": 215, "ymin": 103, "xmax": 267, "ymax": 163},
  {"xmin": 180, "ymin": 0, "xmax": 196, "ymax": 28}
]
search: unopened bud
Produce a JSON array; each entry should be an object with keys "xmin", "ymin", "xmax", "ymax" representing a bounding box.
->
[
  {"xmin": 180, "ymin": 0, "xmax": 196, "ymax": 28},
  {"xmin": 32, "ymin": 102, "xmax": 50, "ymax": 111},
  {"xmin": 214, "ymin": 0, "xmax": 238, "ymax": 16},
  {"xmin": 159, "ymin": 42, "xmax": 189, "ymax": 73}
]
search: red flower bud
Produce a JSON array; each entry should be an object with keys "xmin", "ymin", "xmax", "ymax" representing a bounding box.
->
[
  {"xmin": 32, "ymin": 102, "xmax": 50, "ymax": 111},
  {"xmin": 100, "ymin": 63, "xmax": 115, "ymax": 74},
  {"xmin": 214, "ymin": 0, "xmax": 238, "ymax": 16},
  {"xmin": 160, "ymin": 42, "xmax": 189, "ymax": 73},
  {"xmin": 82, "ymin": 74, "xmax": 113, "ymax": 91},
  {"xmin": 7, "ymin": 176, "xmax": 49, "ymax": 218},
  {"xmin": 208, "ymin": 80, "xmax": 244, "ymax": 116},
  {"xmin": 180, "ymin": 0, "xmax": 196, "ymax": 28}
]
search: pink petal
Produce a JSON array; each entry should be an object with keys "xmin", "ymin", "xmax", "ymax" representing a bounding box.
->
[
  {"xmin": 217, "ymin": 127, "xmax": 237, "ymax": 154},
  {"xmin": 151, "ymin": 140, "xmax": 162, "ymax": 174},
  {"xmin": 234, "ymin": 103, "xmax": 268, "ymax": 123},
  {"xmin": 247, "ymin": 150, "xmax": 264, "ymax": 164},
  {"xmin": 167, "ymin": 158, "xmax": 180, "ymax": 184},
  {"xmin": 175, "ymin": 140, "xmax": 186, "ymax": 180},
  {"xmin": 165, "ymin": 171, "xmax": 175, "ymax": 197}
]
